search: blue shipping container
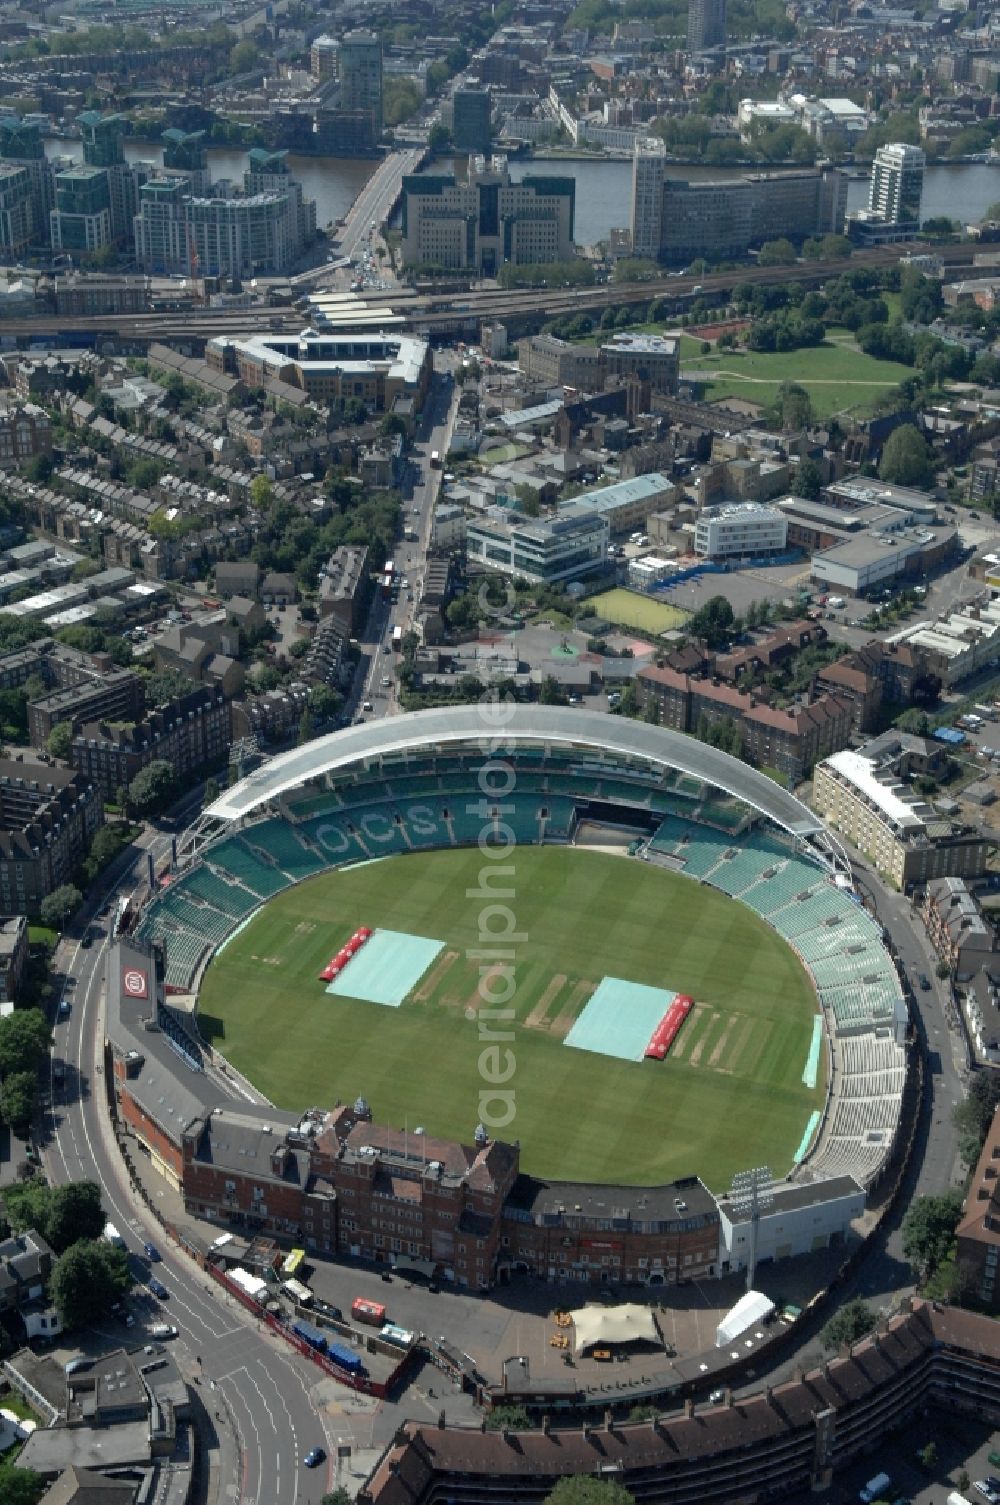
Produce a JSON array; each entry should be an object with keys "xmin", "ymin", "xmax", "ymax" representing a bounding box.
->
[
  {"xmin": 328, "ymin": 1343, "xmax": 363, "ymax": 1374},
  {"xmin": 292, "ymin": 1319, "xmax": 328, "ymax": 1352}
]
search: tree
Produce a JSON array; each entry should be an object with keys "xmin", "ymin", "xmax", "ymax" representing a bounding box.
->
[
  {"xmin": 0, "ymin": 1070, "xmax": 36, "ymax": 1131},
  {"xmin": 45, "ymin": 1182, "xmax": 106, "ymax": 1254},
  {"xmin": 0, "ymin": 1009, "xmax": 51, "ymax": 1077},
  {"xmin": 51, "ymin": 1239, "xmax": 130, "ymax": 1329},
  {"xmin": 39, "ymin": 884, "xmax": 82, "ymax": 930},
  {"xmin": 758, "ymin": 238, "xmax": 797, "ymax": 266},
  {"xmin": 820, "ymin": 1298, "xmax": 876, "ymax": 1351},
  {"xmin": 0, "ymin": 1464, "xmax": 45, "ymax": 1505},
  {"xmin": 545, "ymin": 1481, "xmax": 636, "ymax": 1505},
  {"xmin": 538, "ymin": 675, "xmax": 568, "ymax": 706},
  {"xmin": 953, "ymin": 1073, "xmax": 1000, "ymax": 1165},
  {"xmin": 901, "ymin": 1191, "xmax": 963, "ymax": 1279},
  {"xmin": 249, "ymin": 474, "xmax": 274, "ymax": 510},
  {"xmin": 774, "ymin": 381, "xmax": 813, "ymax": 432},
  {"xmin": 485, "ymin": 1405, "xmax": 531, "ymax": 1431},
  {"xmin": 128, "ymin": 759, "xmax": 178, "ymax": 816},
  {"xmin": 321, "ymin": 1492, "xmax": 353, "ymax": 1505},
  {"xmin": 298, "ymin": 709, "xmax": 316, "ymax": 745},
  {"xmin": 879, "ymin": 424, "xmax": 933, "ymax": 488},
  {"xmin": 229, "ymin": 38, "xmax": 259, "ymax": 73},
  {"xmin": 309, "ymin": 684, "xmax": 341, "ymax": 722},
  {"xmin": 918, "ymin": 1441, "xmax": 937, "ymax": 1471},
  {"xmin": 428, "ymin": 122, "xmax": 452, "ymax": 151},
  {"xmin": 689, "ymin": 595, "xmax": 735, "ymax": 650},
  {"xmin": 796, "ymin": 459, "xmax": 823, "ymax": 500},
  {"xmin": 46, "ymin": 720, "xmax": 73, "ymax": 762}
]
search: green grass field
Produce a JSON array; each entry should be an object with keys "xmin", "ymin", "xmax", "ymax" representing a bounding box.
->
[
  {"xmin": 198, "ymin": 848, "xmax": 823, "ymax": 1189},
  {"xmin": 589, "ymin": 588, "xmax": 690, "ymax": 636},
  {"xmin": 680, "ymin": 338, "xmax": 913, "ymax": 420}
]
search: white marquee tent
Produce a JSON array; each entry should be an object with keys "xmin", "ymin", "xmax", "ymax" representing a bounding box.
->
[
  {"xmin": 715, "ymin": 1290, "xmax": 775, "ymax": 1348},
  {"xmin": 570, "ymin": 1303, "xmax": 660, "ymax": 1354}
]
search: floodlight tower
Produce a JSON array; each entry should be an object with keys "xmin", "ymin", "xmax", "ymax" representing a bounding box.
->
[{"xmin": 730, "ymin": 1166, "xmax": 774, "ymax": 1291}]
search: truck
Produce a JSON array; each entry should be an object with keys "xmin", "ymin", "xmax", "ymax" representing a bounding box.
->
[
  {"xmin": 352, "ymin": 1297, "xmax": 386, "ymax": 1326},
  {"xmin": 328, "ymin": 1343, "xmax": 365, "ymax": 1375},
  {"xmin": 429, "ymin": 450, "xmax": 441, "ymax": 469},
  {"xmin": 392, "ymin": 624, "xmax": 403, "ymax": 652},
  {"xmin": 103, "ymin": 1222, "xmax": 125, "ymax": 1248},
  {"xmin": 292, "ymin": 1318, "xmax": 328, "ymax": 1353}
]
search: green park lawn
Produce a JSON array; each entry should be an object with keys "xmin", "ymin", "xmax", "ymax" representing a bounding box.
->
[
  {"xmin": 197, "ymin": 846, "xmax": 823, "ymax": 1189},
  {"xmin": 680, "ymin": 337, "xmax": 913, "ymax": 420}
]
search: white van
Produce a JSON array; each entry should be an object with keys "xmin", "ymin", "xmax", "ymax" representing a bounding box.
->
[
  {"xmin": 103, "ymin": 1222, "xmax": 125, "ymax": 1248},
  {"xmin": 860, "ymin": 1472, "xmax": 891, "ymax": 1503}
]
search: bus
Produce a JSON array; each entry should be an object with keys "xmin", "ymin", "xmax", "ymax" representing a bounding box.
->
[
  {"xmin": 281, "ymin": 1248, "xmax": 306, "ymax": 1278},
  {"xmin": 392, "ymin": 624, "xmax": 403, "ymax": 651}
]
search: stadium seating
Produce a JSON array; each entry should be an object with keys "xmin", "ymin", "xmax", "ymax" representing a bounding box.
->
[
  {"xmin": 540, "ymin": 796, "xmax": 577, "ymax": 840},
  {"xmin": 673, "ymin": 826, "xmax": 732, "ymax": 879},
  {"xmin": 245, "ymin": 820, "xmax": 327, "ymax": 882},
  {"xmin": 182, "ymin": 866, "xmax": 260, "ymax": 920},
  {"xmin": 208, "ymin": 839, "xmax": 291, "ymax": 899}
]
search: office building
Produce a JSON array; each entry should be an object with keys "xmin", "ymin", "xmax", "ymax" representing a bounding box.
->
[
  {"xmin": 466, "ymin": 505, "xmax": 609, "ymax": 584},
  {"xmin": 869, "ymin": 143, "xmax": 925, "ymax": 230},
  {"xmin": 645, "ymin": 168, "xmax": 846, "ymax": 265},
  {"xmin": 451, "ymin": 88, "xmax": 493, "ymax": 153},
  {"xmin": 402, "ymin": 155, "xmax": 574, "ymax": 274},
  {"xmin": 207, "ymin": 329, "xmax": 431, "ymax": 411},
  {"xmin": 50, "ymin": 166, "xmax": 112, "ymax": 256},
  {"xmin": 631, "ymin": 137, "xmax": 666, "ymax": 260},
  {"xmin": 813, "ymin": 745, "xmax": 990, "ymax": 887},
  {"xmin": 0, "ymin": 165, "xmax": 33, "ymax": 258},
  {"xmin": 694, "ymin": 502, "xmax": 788, "ymax": 559},
  {"xmin": 0, "ymin": 759, "xmax": 102, "ymax": 914},
  {"xmin": 688, "ymin": 0, "xmax": 726, "ymax": 50},
  {"xmin": 338, "ymin": 29, "xmax": 383, "ymax": 137}
]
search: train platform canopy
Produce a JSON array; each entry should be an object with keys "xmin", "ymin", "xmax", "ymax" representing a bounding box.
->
[{"xmin": 571, "ymin": 1304, "xmax": 659, "ymax": 1353}]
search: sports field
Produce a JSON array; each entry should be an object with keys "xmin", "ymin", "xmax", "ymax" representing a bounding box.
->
[
  {"xmin": 198, "ymin": 847, "xmax": 824, "ymax": 1188},
  {"xmin": 589, "ymin": 589, "xmax": 690, "ymax": 636}
]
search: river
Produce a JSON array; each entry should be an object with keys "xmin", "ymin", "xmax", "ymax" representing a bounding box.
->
[{"xmin": 43, "ymin": 137, "xmax": 1000, "ymax": 247}]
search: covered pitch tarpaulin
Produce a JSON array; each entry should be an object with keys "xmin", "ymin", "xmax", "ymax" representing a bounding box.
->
[
  {"xmin": 715, "ymin": 1290, "xmax": 775, "ymax": 1348},
  {"xmin": 571, "ymin": 1303, "xmax": 660, "ymax": 1354}
]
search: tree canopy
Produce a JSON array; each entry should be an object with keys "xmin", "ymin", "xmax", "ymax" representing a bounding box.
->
[
  {"xmin": 953, "ymin": 1072, "xmax": 1000, "ymax": 1165},
  {"xmin": 688, "ymin": 595, "xmax": 736, "ymax": 649},
  {"xmin": 879, "ymin": 424, "xmax": 933, "ymax": 488},
  {"xmin": 51, "ymin": 1239, "xmax": 131, "ymax": 1329},
  {"xmin": 46, "ymin": 721, "xmax": 73, "ymax": 761},
  {"xmin": 39, "ymin": 884, "xmax": 82, "ymax": 930},
  {"xmin": 3, "ymin": 1179, "xmax": 105, "ymax": 1254},
  {"xmin": 128, "ymin": 759, "xmax": 179, "ymax": 816},
  {"xmin": 0, "ymin": 1464, "xmax": 45, "ymax": 1505},
  {"xmin": 545, "ymin": 1481, "xmax": 636, "ymax": 1505},
  {"xmin": 0, "ymin": 1009, "xmax": 51, "ymax": 1078},
  {"xmin": 901, "ymin": 1191, "xmax": 963, "ymax": 1279},
  {"xmin": 820, "ymin": 1298, "xmax": 876, "ymax": 1351}
]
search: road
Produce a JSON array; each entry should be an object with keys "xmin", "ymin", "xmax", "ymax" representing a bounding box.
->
[
  {"xmin": 351, "ymin": 361, "xmax": 460, "ymax": 721},
  {"xmin": 40, "ymin": 832, "xmax": 360, "ymax": 1505},
  {"xmin": 336, "ymin": 147, "xmax": 425, "ymax": 262}
]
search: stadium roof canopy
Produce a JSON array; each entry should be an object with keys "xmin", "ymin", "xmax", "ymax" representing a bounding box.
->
[{"xmin": 207, "ymin": 705, "xmax": 825, "ymax": 839}]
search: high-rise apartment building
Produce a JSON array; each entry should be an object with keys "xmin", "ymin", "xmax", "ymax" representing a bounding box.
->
[
  {"xmin": 631, "ymin": 137, "xmax": 666, "ymax": 259},
  {"xmin": 310, "ymin": 34, "xmax": 339, "ymax": 81},
  {"xmin": 161, "ymin": 128, "xmax": 211, "ymax": 194},
  {"xmin": 0, "ymin": 117, "xmax": 53, "ymax": 243},
  {"xmin": 50, "ymin": 166, "xmax": 112, "ymax": 256},
  {"xmin": 687, "ymin": 0, "xmax": 726, "ymax": 51},
  {"xmin": 0, "ymin": 165, "xmax": 34, "ymax": 257},
  {"xmin": 78, "ymin": 111, "xmax": 146, "ymax": 245},
  {"xmin": 868, "ymin": 142, "xmax": 925, "ymax": 229},
  {"xmin": 402, "ymin": 155, "xmax": 574, "ymax": 275},
  {"xmin": 338, "ymin": 29, "xmax": 383, "ymax": 137}
]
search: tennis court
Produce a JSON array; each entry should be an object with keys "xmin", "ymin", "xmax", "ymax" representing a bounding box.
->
[
  {"xmin": 326, "ymin": 929, "xmax": 444, "ymax": 1007},
  {"xmin": 564, "ymin": 976, "xmax": 678, "ymax": 1062}
]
